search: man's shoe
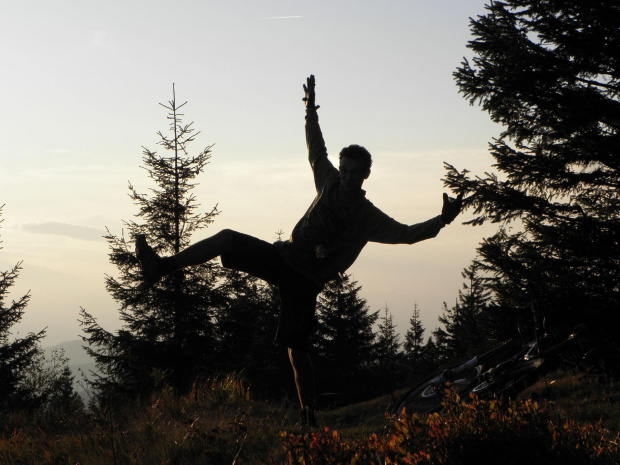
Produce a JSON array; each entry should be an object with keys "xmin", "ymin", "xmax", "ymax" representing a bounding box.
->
[
  {"xmin": 135, "ymin": 235, "xmax": 163, "ymax": 283},
  {"xmin": 300, "ymin": 406, "xmax": 317, "ymax": 427}
]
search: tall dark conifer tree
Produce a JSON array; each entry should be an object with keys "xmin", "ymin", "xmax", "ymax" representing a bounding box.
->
[
  {"xmin": 312, "ymin": 274, "xmax": 378, "ymax": 402},
  {"xmin": 432, "ymin": 302, "xmax": 460, "ymax": 365},
  {"xmin": 375, "ymin": 305, "xmax": 401, "ymax": 364},
  {"xmin": 374, "ymin": 304, "xmax": 402, "ymax": 390},
  {"xmin": 433, "ymin": 263, "xmax": 495, "ymax": 363},
  {"xmin": 80, "ymin": 87, "xmax": 223, "ymax": 399},
  {"xmin": 212, "ymin": 270, "xmax": 292, "ymax": 399},
  {"xmin": 445, "ymin": 1, "xmax": 620, "ymax": 344},
  {"xmin": 0, "ymin": 206, "xmax": 46, "ymax": 409},
  {"xmin": 404, "ymin": 303, "xmax": 425, "ymax": 367}
]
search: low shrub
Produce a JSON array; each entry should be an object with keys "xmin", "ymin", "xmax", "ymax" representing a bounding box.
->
[
  {"xmin": 2, "ymin": 379, "xmax": 619, "ymax": 464},
  {"xmin": 279, "ymin": 391, "xmax": 620, "ymax": 464}
]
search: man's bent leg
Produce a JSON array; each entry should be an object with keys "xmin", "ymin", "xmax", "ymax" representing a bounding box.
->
[
  {"xmin": 136, "ymin": 229, "xmax": 234, "ymax": 282},
  {"xmin": 171, "ymin": 229, "xmax": 234, "ymax": 268},
  {"xmin": 288, "ymin": 347, "xmax": 317, "ymax": 426}
]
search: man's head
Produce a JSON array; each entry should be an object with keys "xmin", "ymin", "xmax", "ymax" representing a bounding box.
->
[{"xmin": 338, "ymin": 145, "xmax": 372, "ymax": 193}]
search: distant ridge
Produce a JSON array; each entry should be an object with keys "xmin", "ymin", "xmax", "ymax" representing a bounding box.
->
[
  {"xmin": 45, "ymin": 339, "xmax": 93, "ymax": 365},
  {"xmin": 44, "ymin": 339, "xmax": 99, "ymax": 403}
]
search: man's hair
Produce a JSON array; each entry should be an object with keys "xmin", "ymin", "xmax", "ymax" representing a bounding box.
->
[{"xmin": 339, "ymin": 144, "xmax": 373, "ymax": 170}]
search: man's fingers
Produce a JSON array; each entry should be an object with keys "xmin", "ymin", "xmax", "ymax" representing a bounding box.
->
[{"xmin": 443, "ymin": 192, "xmax": 464, "ymax": 204}]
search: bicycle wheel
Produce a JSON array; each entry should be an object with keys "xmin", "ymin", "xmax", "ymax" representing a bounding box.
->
[
  {"xmin": 392, "ymin": 366, "xmax": 481, "ymax": 417},
  {"xmin": 392, "ymin": 377, "xmax": 444, "ymax": 417},
  {"xmin": 471, "ymin": 357, "xmax": 546, "ymax": 398}
]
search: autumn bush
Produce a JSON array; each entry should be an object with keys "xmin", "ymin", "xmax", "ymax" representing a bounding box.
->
[
  {"xmin": 1, "ymin": 379, "xmax": 619, "ymax": 464},
  {"xmin": 279, "ymin": 391, "xmax": 620, "ymax": 465}
]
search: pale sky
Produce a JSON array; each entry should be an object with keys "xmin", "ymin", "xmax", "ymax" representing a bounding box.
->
[{"xmin": 1, "ymin": 0, "xmax": 500, "ymax": 347}]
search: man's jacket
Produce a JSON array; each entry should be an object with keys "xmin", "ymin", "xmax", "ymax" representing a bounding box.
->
[{"xmin": 275, "ymin": 108, "xmax": 445, "ymax": 287}]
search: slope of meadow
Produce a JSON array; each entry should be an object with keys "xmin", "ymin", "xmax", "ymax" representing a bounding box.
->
[{"xmin": 1, "ymin": 371, "xmax": 619, "ymax": 464}]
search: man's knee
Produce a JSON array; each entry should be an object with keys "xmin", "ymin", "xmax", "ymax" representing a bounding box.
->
[{"xmin": 216, "ymin": 229, "xmax": 235, "ymax": 254}]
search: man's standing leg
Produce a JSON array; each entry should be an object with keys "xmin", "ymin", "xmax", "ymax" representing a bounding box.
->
[
  {"xmin": 276, "ymin": 272, "xmax": 321, "ymax": 427},
  {"xmin": 288, "ymin": 348, "xmax": 317, "ymax": 426}
]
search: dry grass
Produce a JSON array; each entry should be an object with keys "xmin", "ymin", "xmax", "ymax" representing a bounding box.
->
[
  {"xmin": 0, "ymin": 374, "xmax": 300, "ymax": 464},
  {"xmin": 1, "ymin": 370, "xmax": 619, "ymax": 464},
  {"xmin": 519, "ymin": 368, "xmax": 620, "ymax": 433}
]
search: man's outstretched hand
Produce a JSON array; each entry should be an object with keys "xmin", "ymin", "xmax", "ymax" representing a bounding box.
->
[
  {"xmin": 441, "ymin": 192, "xmax": 463, "ymax": 225},
  {"xmin": 303, "ymin": 74, "xmax": 320, "ymax": 110}
]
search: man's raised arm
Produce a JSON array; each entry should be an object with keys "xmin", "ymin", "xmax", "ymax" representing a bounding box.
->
[
  {"xmin": 303, "ymin": 74, "xmax": 320, "ymax": 112},
  {"xmin": 303, "ymin": 75, "xmax": 336, "ymax": 188}
]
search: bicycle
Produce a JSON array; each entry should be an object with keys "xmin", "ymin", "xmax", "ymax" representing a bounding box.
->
[{"xmin": 391, "ymin": 324, "xmax": 596, "ymax": 417}]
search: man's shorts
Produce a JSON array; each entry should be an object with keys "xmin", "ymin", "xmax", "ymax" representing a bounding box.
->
[{"xmin": 220, "ymin": 231, "xmax": 321, "ymax": 352}]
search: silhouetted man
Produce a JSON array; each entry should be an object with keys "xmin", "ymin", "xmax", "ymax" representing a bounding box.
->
[{"xmin": 136, "ymin": 74, "xmax": 462, "ymax": 426}]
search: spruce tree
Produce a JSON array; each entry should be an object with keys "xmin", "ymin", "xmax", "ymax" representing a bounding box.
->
[
  {"xmin": 445, "ymin": 1, "xmax": 620, "ymax": 343},
  {"xmin": 312, "ymin": 274, "xmax": 378, "ymax": 402},
  {"xmin": 404, "ymin": 303, "xmax": 425, "ymax": 367},
  {"xmin": 80, "ymin": 87, "xmax": 223, "ymax": 399},
  {"xmin": 0, "ymin": 205, "xmax": 46, "ymax": 410},
  {"xmin": 433, "ymin": 263, "xmax": 494, "ymax": 363},
  {"xmin": 421, "ymin": 336, "xmax": 441, "ymax": 374},
  {"xmin": 432, "ymin": 303, "xmax": 460, "ymax": 365},
  {"xmin": 20, "ymin": 348, "xmax": 84, "ymax": 415},
  {"xmin": 455, "ymin": 262, "xmax": 493, "ymax": 350},
  {"xmin": 375, "ymin": 305, "xmax": 401, "ymax": 364},
  {"xmin": 212, "ymin": 270, "xmax": 291, "ymax": 399},
  {"xmin": 374, "ymin": 304, "xmax": 402, "ymax": 390}
]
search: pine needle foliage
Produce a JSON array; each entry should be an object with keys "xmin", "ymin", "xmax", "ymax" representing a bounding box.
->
[
  {"xmin": 312, "ymin": 275, "xmax": 379, "ymax": 402},
  {"xmin": 80, "ymin": 86, "xmax": 225, "ymax": 401},
  {"xmin": 0, "ymin": 205, "xmax": 46, "ymax": 410},
  {"xmin": 445, "ymin": 1, "xmax": 620, "ymax": 348}
]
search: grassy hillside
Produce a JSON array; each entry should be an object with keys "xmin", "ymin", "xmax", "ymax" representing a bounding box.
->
[
  {"xmin": 0, "ymin": 370, "xmax": 619, "ymax": 464},
  {"xmin": 518, "ymin": 369, "xmax": 620, "ymax": 433}
]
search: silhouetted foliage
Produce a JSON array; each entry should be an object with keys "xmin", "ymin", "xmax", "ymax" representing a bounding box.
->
[
  {"xmin": 0, "ymin": 205, "xmax": 46, "ymax": 410},
  {"xmin": 432, "ymin": 263, "xmax": 496, "ymax": 365},
  {"xmin": 212, "ymin": 271, "xmax": 293, "ymax": 399},
  {"xmin": 80, "ymin": 87, "xmax": 225, "ymax": 401},
  {"xmin": 445, "ymin": 1, "xmax": 620, "ymax": 354},
  {"xmin": 20, "ymin": 348, "xmax": 84, "ymax": 417},
  {"xmin": 404, "ymin": 303, "xmax": 425, "ymax": 366},
  {"xmin": 312, "ymin": 275, "xmax": 379, "ymax": 403},
  {"xmin": 375, "ymin": 305, "xmax": 402, "ymax": 362},
  {"xmin": 374, "ymin": 305, "xmax": 403, "ymax": 388},
  {"xmin": 421, "ymin": 336, "xmax": 441, "ymax": 374},
  {"xmin": 402, "ymin": 303, "xmax": 439, "ymax": 383}
]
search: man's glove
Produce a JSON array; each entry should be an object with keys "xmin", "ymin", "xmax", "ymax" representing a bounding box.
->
[{"xmin": 441, "ymin": 192, "xmax": 463, "ymax": 225}]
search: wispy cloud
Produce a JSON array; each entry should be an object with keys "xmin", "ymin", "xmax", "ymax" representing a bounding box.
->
[
  {"xmin": 20, "ymin": 222, "xmax": 103, "ymax": 242},
  {"xmin": 260, "ymin": 16, "xmax": 303, "ymax": 20},
  {"xmin": 91, "ymin": 30, "xmax": 108, "ymax": 47}
]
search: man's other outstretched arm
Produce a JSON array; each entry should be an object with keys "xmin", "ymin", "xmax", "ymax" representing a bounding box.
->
[{"xmin": 367, "ymin": 193, "xmax": 463, "ymax": 245}]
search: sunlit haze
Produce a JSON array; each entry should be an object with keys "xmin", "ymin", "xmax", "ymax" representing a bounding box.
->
[{"xmin": 1, "ymin": 0, "xmax": 500, "ymax": 346}]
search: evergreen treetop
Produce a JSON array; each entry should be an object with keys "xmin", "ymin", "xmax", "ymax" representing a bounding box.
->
[
  {"xmin": 80, "ymin": 87, "xmax": 224, "ymax": 399},
  {"xmin": 445, "ymin": 0, "xmax": 620, "ymax": 339},
  {"xmin": 404, "ymin": 303, "xmax": 425, "ymax": 362},
  {"xmin": 375, "ymin": 304, "xmax": 401, "ymax": 363}
]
